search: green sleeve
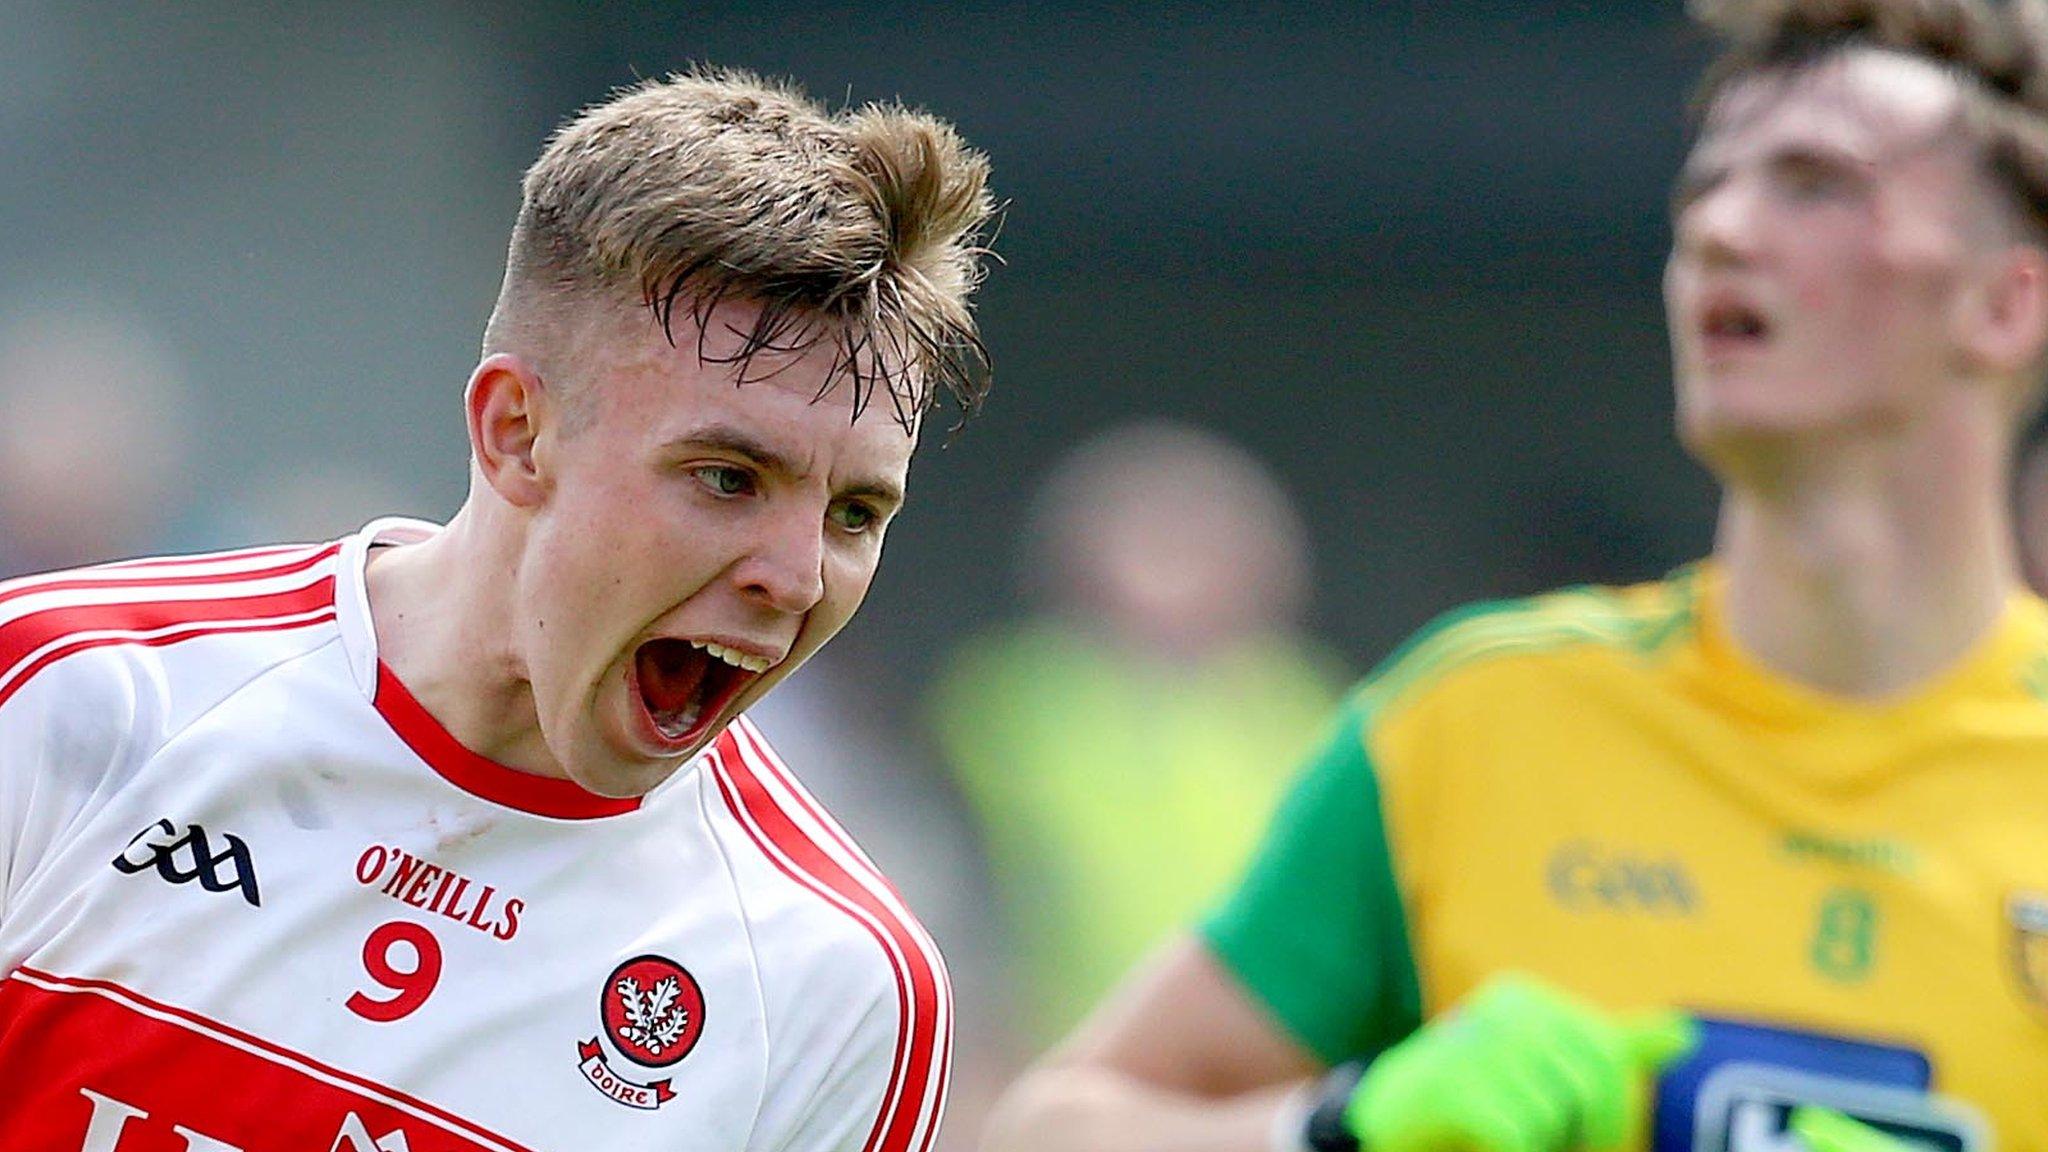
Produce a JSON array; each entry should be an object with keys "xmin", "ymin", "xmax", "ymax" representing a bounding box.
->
[{"xmin": 1197, "ymin": 693, "xmax": 1422, "ymax": 1066}]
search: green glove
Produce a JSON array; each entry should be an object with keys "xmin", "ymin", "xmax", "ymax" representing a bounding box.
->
[
  {"xmin": 1343, "ymin": 973, "xmax": 1697, "ymax": 1152},
  {"xmin": 1790, "ymin": 1108, "xmax": 1912, "ymax": 1152}
]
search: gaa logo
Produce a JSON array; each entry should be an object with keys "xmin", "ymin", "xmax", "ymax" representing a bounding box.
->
[
  {"xmin": 111, "ymin": 818, "xmax": 261, "ymax": 908},
  {"xmin": 575, "ymin": 954, "xmax": 706, "ymax": 1110}
]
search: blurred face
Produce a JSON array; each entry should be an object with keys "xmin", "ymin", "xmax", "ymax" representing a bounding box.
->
[
  {"xmin": 515, "ymin": 301, "xmax": 914, "ymax": 797},
  {"xmin": 1665, "ymin": 50, "xmax": 1997, "ymax": 466}
]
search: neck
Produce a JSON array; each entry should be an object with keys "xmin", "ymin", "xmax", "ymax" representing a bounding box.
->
[
  {"xmin": 365, "ymin": 503, "xmax": 563, "ymax": 776},
  {"xmin": 1711, "ymin": 410, "xmax": 2021, "ymax": 699}
]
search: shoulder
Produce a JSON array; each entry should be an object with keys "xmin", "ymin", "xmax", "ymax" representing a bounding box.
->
[
  {"xmin": 1355, "ymin": 569, "xmax": 1702, "ymax": 728},
  {"xmin": 699, "ymin": 717, "xmax": 951, "ymax": 1152},
  {"xmin": 701, "ymin": 717, "xmax": 947, "ymax": 990},
  {"xmin": 0, "ymin": 541, "xmax": 346, "ymax": 743}
]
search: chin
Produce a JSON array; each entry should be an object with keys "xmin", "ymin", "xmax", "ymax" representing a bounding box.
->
[
  {"xmin": 569, "ymin": 727, "xmax": 702, "ymax": 798},
  {"xmin": 1688, "ymin": 390, "xmax": 1872, "ymax": 441},
  {"xmin": 1683, "ymin": 378, "xmax": 1809, "ymax": 437},
  {"xmin": 569, "ymin": 757, "xmax": 684, "ymax": 800},
  {"xmin": 1686, "ymin": 410, "xmax": 1870, "ymax": 489}
]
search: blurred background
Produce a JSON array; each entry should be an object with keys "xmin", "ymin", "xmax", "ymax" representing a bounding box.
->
[{"xmin": 0, "ymin": 0, "xmax": 1725, "ymax": 1142}]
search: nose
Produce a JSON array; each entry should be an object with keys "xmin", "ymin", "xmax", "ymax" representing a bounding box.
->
[
  {"xmin": 1673, "ymin": 177, "xmax": 1756, "ymax": 270},
  {"xmin": 734, "ymin": 504, "xmax": 826, "ymax": 615}
]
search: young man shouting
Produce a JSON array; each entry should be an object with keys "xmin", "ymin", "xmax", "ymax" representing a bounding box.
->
[{"xmin": 0, "ymin": 69, "xmax": 995, "ymax": 1152}]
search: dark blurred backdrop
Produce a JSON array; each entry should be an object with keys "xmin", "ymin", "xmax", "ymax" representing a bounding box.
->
[{"xmin": 0, "ymin": 0, "xmax": 1718, "ymax": 710}]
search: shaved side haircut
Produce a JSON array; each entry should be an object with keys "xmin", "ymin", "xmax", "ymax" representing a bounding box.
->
[{"xmin": 486, "ymin": 67, "xmax": 998, "ymax": 429}]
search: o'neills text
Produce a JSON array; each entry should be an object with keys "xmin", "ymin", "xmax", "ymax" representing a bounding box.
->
[{"xmin": 354, "ymin": 845, "xmax": 524, "ymax": 940}]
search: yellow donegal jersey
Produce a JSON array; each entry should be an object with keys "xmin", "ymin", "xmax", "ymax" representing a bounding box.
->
[{"xmin": 1204, "ymin": 566, "xmax": 2048, "ymax": 1152}]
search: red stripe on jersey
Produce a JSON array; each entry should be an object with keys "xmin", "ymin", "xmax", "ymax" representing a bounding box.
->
[
  {"xmin": 706, "ymin": 761, "xmax": 921, "ymax": 1152},
  {"xmin": 709, "ymin": 727, "xmax": 950, "ymax": 1152},
  {"xmin": 372, "ymin": 662, "xmax": 642, "ymax": 820},
  {"xmin": 728, "ymin": 719, "xmax": 952, "ymax": 1152},
  {"xmin": 0, "ymin": 575, "xmax": 341, "ymax": 710},
  {"xmin": 0, "ymin": 610, "xmax": 338, "ymax": 713},
  {"xmin": 0, "ymin": 544, "xmax": 336, "ymax": 610},
  {"xmin": 0, "ymin": 968, "xmax": 532, "ymax": 1152},
  {"xmin": 732, "ymin": 718, "xmax": 883, "ymax": 875}
]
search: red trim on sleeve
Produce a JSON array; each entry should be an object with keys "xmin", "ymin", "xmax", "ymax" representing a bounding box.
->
[
  {"xmin": 0, "ymin": 544, "xmax": 335, "ymax": 607},
  {"xmin": 710, "ymin": 724, "xmax": 952, "ymax": 1152},
  {"xmin": 0, "ymin": 551, "xmax": 344, "ymax": 709},
  {"xmin": 726, "ymin": 723, "xmax": 947, "ymax": 1152},
  {"xmin": 372, "ymin": 662, "xmax": 642, "ymax": 820},
  {"xmin": 0, "ymin": 609, "xmax": 339, "ymax": 712}
]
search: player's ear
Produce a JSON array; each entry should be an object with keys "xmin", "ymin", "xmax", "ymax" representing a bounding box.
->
[
  {"xmin": 466, "ymin": 353, "xmax": 553, "ymax": 509},
  {"xmin": 1960, "ymin": 244, "xmax": 2048, "ymax": 377}
]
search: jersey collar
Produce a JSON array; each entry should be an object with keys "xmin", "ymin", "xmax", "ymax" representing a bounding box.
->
[{"xmin": 336, "ymin": 518, "xmax": 644, "ymax": 820}]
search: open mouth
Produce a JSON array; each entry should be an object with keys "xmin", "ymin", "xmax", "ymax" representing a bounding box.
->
[
  {"xmin": 630, "ymin": 638, "xmax": 768, "ymax": 749},
  {"xmin": 1702, "ymin": 299, "xmax": 1769, "ymax": 344}
]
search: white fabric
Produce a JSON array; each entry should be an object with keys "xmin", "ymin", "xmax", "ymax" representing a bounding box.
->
[{"xmin": 0, "ymin": 524, "xmax": 950, "ymax": 1152}]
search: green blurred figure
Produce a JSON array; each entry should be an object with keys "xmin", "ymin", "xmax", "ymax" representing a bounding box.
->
[{"xmin": 930, "ymin": 419, "xmax": 1347, "ymax": 1049}]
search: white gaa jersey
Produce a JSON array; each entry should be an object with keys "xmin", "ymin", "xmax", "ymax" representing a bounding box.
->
[{"xmin": 0, "ymin": 520, "xmax": 952, "ymax": 1152}]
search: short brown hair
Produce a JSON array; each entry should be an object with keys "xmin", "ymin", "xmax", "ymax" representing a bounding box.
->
[
  {"xmin": 1690, "ymin": 0, "xmax": 2048, "ymax": 239},
  {"xmin": 486, "ymin": 67, "xmax": 997, "ymax": 428}
]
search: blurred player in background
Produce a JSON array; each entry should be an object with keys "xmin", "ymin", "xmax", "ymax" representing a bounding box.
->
[
  {"xmin": 0, "ymin": 301, "xmax": 195, "ymax": 578},
  {"xmin": 929, "ymin": 419, "xmax": 1345, "ymax": 1055},
  {"xmin": 982, "ymin": 2, "xmax": 2048, "ymax": 1151},
  {"xmin": 0, "ymin": 69, "xmax": 994, "ymax": 1151}
]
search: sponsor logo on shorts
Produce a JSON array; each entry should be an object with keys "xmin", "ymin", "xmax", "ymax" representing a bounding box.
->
[{"xmin": 575, "ymin": 955, "xmax": 707, "ymax": 1111}]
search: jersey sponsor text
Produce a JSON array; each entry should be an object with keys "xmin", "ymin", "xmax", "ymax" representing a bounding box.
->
[{"xmin": 352, "ymin": 845, "xmax": 523, "ymax": 941}]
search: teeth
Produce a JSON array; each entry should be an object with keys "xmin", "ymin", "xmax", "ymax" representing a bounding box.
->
[
  {"xmin": 655, "ymin": 702, "xmax": 702, "ymax": 739},
  {"xmin": 688, "ymin": 639, "xmax": 772, "ymax": 673}
]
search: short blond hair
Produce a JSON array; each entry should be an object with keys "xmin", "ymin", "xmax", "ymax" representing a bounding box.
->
[
  {"xmin": 1691, "ymin": 0, "xmax": 2048, "ymax": 240},
  {"xmin": 485, "ymin": 67, "xmax": 997, "ymax": 427}
]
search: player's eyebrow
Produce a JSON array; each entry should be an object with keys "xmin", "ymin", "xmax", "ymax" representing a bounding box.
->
[
  {"xmin": 661, "ymin": 424, "xmax": 796, "ymax": 475},
  {"xmin": 840, "ymin": 477, "xmax": 909, "ymax": 514},
  {"xmin": 1670, "ymin": 139, "xmax": 1880, "ymax": 217},
  {"xmin": 660, "ymin": 424, "xmax": 906, "ymax": 509},
  {"xmin": 1669, "ymin": 159, "xmax": 1725, "ymax": 216}
]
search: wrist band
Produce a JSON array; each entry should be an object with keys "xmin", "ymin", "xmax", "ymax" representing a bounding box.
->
[{"xmin": 1303, "ymin": 1061, "xmax": 1370, "ymax": 1152}]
